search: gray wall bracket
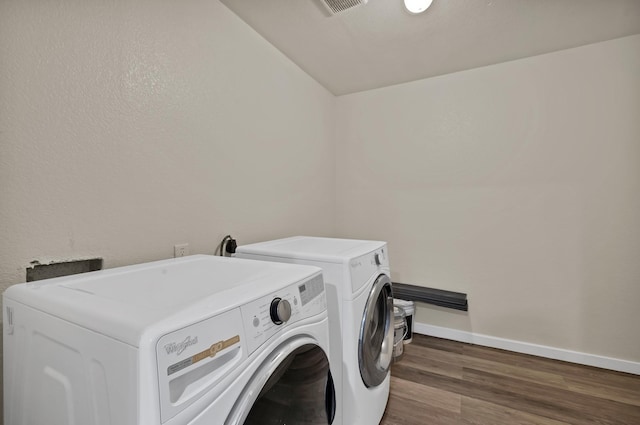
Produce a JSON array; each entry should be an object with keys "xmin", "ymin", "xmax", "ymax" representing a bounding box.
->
[{"xmin": 392, "ymin": 282, "xmax": 468, "ymax": 311}]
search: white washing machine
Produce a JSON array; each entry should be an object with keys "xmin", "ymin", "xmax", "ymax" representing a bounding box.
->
[
  {"xmin": 236, "ymin": 236, "xmax": 394, "ymax": 425},
  {"xmin": 3, "ymin": 255, "xmax": 336, "ymax": 425}
]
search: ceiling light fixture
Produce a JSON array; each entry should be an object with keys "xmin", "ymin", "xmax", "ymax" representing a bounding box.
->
[{"xmin": 404, "ymin": 0, "xmax": 433, "ymax": 14}]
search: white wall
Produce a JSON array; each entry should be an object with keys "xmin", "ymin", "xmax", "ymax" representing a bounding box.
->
[
  {"xmin": 0, "ymin": 1, "xmax": 335, "ymax": 417},
  {"xmin": 0, "ymin": 0, "xmax": 336, "ymax": 289},
  {"xmin": 335, "ymin": 35, "xmax": 640, "ymax": 363}
]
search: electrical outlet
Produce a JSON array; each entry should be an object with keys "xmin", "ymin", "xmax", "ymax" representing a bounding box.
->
[{"xmin": 174, "ymin": 243, "xmax": 190, "ymax": 258}]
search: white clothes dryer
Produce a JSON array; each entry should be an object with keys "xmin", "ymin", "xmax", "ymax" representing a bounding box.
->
[
  {"xmin": 3, "ymin": 255, "xmax": 336, "ymax": 425},
  {"xmin": 236, "ymin": 236, "xmax": 394, "ymax": 425}
]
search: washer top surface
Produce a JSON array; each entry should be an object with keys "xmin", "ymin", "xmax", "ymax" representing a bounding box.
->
[
  {"xmin": 4, "ymin": 255, "xmax": 322, "ymax": 345},
  {"xmin": 237, "ymin": 236, "xmax": 385, "ymax": 264},
  {"xmin": 57, "ymin": 255, "xmax": 298, "ymax": 309}
]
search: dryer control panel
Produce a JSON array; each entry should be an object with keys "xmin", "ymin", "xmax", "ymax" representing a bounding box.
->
[
  {"xmin": 240, "ymin": 273, "xmax": 326, "ymax": 355},
  {"xmin": 349, "ymin": 245, "xmax": 389, "ymax": 294}
]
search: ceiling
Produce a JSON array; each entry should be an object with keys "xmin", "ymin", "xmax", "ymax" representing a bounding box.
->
[{"xmin": 220, "ymin": 0, "xmax": 640, "ymax": 95}]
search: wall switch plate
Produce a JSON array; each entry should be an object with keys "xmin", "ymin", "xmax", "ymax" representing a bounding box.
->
[{"xmin": 174, "ymin": 243, "xmax": 190, "ymax": 257}]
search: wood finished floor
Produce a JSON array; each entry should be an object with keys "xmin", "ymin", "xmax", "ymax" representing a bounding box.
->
[{"xmin": 380, "ymin": 335, "xmax": 640, "ymax": 425}]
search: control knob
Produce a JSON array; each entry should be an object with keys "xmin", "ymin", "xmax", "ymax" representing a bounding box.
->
[{"xmin": 270, "ymin": 298, "xmax": 292, "ymax": 325}]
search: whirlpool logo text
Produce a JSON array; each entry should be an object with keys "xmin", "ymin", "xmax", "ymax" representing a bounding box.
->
[{"xmin": 164, "ymin": 336, "xmax": 199, "ymax": 355}]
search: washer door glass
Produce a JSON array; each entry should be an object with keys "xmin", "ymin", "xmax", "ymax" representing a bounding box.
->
[
  {"xmin": 358, "ymin": 274, "xmax": 394, "ymax": 388},
  {"xmin": 243, "ymin": 344, "xmax": 335, "ymax": 425}
]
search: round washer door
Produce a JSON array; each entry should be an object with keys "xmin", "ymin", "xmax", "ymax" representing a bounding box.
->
[
  {"xmin": 226, "ymin": 340, "xmax": 335, "ymax": 425},
  {"xmin": 358, "ymin": 274, "xmax": 394, "ymax": 388}
]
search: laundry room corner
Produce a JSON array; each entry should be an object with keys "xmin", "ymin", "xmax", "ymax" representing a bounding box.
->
[{"xmin": 3, "ymin": 0, "xmax": 640, "ymax": 423}]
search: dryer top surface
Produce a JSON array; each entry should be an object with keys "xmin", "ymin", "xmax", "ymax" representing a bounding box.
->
[{"xmin": 237, "ymin": 236, "xmax": 386, "ymax": 264}]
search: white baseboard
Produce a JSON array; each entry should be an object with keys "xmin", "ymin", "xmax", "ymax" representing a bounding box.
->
[{"xmin": 413, "ymin": 322, "xmax": 640, "ymax": 376}]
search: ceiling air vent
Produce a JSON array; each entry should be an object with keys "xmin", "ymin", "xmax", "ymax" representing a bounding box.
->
[{"xmin": 321, "ymin": 0, "xmax": 368, "ymax": 15}]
